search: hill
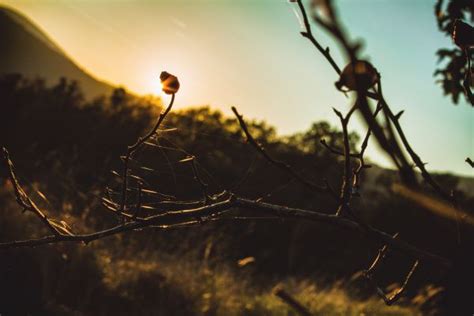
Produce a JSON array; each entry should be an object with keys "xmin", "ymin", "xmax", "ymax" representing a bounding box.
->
[{"xmin": 0, "ymin": 5, "xmax": 113, "ymax": 98}]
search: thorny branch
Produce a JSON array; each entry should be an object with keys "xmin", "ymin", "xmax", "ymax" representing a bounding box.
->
[
  {"xmin": 294, "ymin": 0, "xmax": 458, "ymax": 196},
  {"xmin": 363, "ymin": 233, "xmax": 420, "ymax": 305},
  {"xmin": 0, "ymin": 157, "xmax": 451, "ymax": 268},
  {"xmin": 332, "ymin": 105, "xmax": 356, "ymax": 216},
  {"xmin": 2, "ymin": 148, "xmax": 66, "ymax": 236},
  {"xmin": 231, "ymin": 106, "xmax": 337, "ymax": 199},
  {"xmin": 227, "ymin": 107, "xmax": 452, "ymax": 268},
  {"xmin": 351, "ymin": 102, "xmax": 383, "ymax": 195},
  {"xmin": 294, "ymin": 0, "xmax": 341, "ymax": 75},
  {"xmin": 298, "ymin": 0, "xmax": 468, "ymax": 223},
  {"xmin": 1, "ymin": 113, "xmax": 452, "ymax": 269},
  {"xmin": 290, "ymin": 0, "xmax": 471, "ymax": 304}
]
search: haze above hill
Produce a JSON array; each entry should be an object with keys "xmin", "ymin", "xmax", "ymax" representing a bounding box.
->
[{"xmin": 0, "ymin": 5, "xmax": 112, "ymax": 98}]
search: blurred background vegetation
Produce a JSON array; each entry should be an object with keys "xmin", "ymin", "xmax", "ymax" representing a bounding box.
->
[{"xmin": 0, "ymin": 75, "xmax": 472, "ymax": 315}]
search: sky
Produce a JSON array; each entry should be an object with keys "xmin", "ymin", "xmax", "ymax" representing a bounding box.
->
[{"xmin": 1, "ymin": 0, "xmax": 473, "ymax": 177}]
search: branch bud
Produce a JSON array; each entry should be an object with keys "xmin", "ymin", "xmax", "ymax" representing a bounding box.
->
[{"xmin": 160, "ymin": 71, "xmax": 180, "ymax": 95}]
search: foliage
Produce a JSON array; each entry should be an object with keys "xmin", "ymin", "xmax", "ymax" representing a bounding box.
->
[{"xmin": 434, "ymin": 0, "xmax": 473, "ymax": 104}]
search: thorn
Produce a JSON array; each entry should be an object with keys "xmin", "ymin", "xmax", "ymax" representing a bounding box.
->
[
  {"xmin": 179, "ymin": 156, "xmax": 194, "ymax": 163},
  {"xmin": 332, "ymin": 107, "xmax": 343, "ymax": 118},
  {"xmin": 465, "ymin": 157, "xmax": 474, "ymax": 167},
  {"xmin": 395, "ymin": 110, "xmax": 405, "ymax": 120}
]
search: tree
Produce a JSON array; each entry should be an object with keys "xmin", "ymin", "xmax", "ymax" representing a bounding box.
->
[{"xmin": 434, "ymin": 0, "xmax": 474, "ymax": 105}]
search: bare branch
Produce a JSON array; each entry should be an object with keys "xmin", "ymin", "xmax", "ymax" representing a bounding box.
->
[
  {"xmin": 120, "ymin": 94, "xmax": 176, "ymax": 211},
  {"xmin": 333, "ymin": 105, "xmax": 356, "ymax": 216},
  {"xmin": 365, "ymin": 258, "xmax": 419, "ymax": 306},
  {"xmin": 298, "ymin": 0, "xmax": 457, "ymax": 205},
  {"xmin": 132, "ymin": 181, "xmax": 143, "ymax": 220},
  {"xmin": 0, "ymin": 3, "xmax": 465, "ymax": 310},
  {"xmin": 231, "ymin": 106, "xmax": 336, "ymax": 199},
  {"xmin": 462, "ymin": 47, "xmax": 474, "ymax": 106},
  {"xmin": 295, "ymin": 1, "xmax": 414, "ymax": 185},
  {"xmin": 319, "ymin": 139, "xmax": 359, "ymax": 158},
  {"xmin": 376, "ymin": 82, "xmax": 455, "ymax": 203},
  {"xmin": 363, "ymin": 233, "xmax": 419, "ymax": 305},
  {"xmin": 231, "ymin": 103, "xmax": 446, "ymax": 272},
  {"xmin": 294, "ymin": 0, "xmax": 341, "ymax": 75},
  {"xmin": 466, "ymin": 157, "xmax": 474, "ymax": 168},
  {"xmin": 273, "ymin": 285, "xmax": 313, "ymax": 316},
  {"xmin": 233, "ymin": 198, "xmax": 450, "ymax": 268},
  {"xmin": 184, "ymin": 156, "xmax": 210, "ymax": 204},
  {"xmin": 0, "ymin": 192, "xmax": 451, "ymax": 268},
  {"xmin": 2, "ymin": 147, "xmax": 62, "ymax": 236},
  {"xmin": 352, "ymin": 102, "xmax": 383, "ymax": 194},
  {"xmin": 0, "ymin": 198, "xmax": 235, "ymax": 249}
]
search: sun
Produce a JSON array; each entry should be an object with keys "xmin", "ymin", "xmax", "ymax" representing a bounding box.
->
[{"xmin": 155, "ymin": 81, "xmax": 165, "ymax": 98}]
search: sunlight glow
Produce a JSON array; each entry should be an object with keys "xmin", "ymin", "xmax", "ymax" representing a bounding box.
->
[
  {"xmin": 156, "ymin": 81, "xmax": 165, "ymax": 98},
  {"xmin": 1, "ymin": 0, "xmax": 471, "ymax": 176}
]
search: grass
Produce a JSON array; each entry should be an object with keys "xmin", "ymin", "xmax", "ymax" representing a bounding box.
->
[
  {"xmin": 0, "ymin": 185, "xmax": 425, "ymax": 315},
  {"xmin": 96, "ymin": 249, "xmax": 422, "ymax": 316}
]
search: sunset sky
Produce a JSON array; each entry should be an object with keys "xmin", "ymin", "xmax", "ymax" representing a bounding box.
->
[{"xmin": 1, "ymin": 0, "xmax": 473, "ymax": 176}]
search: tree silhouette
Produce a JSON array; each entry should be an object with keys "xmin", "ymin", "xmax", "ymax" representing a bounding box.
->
[{"xmin": 434, "ymin": 0, "xmax": 473, "ymax": 105}]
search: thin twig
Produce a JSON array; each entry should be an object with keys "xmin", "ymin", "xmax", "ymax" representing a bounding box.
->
[
  {"xmin": 120, "ymin": 94, "xmax": 176, "ymax": 211},
  {"xmin": 365, "ymin": 259, "xmax": 419, "ymax": 306},
  {"xmin": 273, "ymin": 285, "xmax": 313, "ymax": 316},
  {"xmin": 230, "ymin": 152, "xmax": 258, "ymax": 191},
  {"xmin": 363, "ymin": 233, "xmax": 419, "ymax": 305},
  {"xmin": 231, "ymin": 106, "xmax": 336, "ymax": 199},
  {"xmin": 332, "ymin": 106, "xmax": 356, "ymax": 216},
  {"xmin": 297, "ymin": 1, "xmax": 422, "ymax": 186},
  {"xmin": 320, "ymin": 139, "xmax": 359, "ymax": 158},
  {"xmin": 462, "ymin": 47, "xmax": 474, "ymax": 106},
  {"xmin": 466, "ymin": 157, "xmax": 474, "ymax": 168},
  {"xmin": 189, "ymin": 156, "xmax": 211, "ymax": 204},
  {"xmin": 132, "ymin": 181, "xmax": 143, "ymax": 220},
  {"xmin": 295, "ymin": 0, "xmax": 341, "ymax": 75},
  {"xmin": 378, "ymin": 82, "xmax": 414, "ymax": 179},
  {"xmin": 2, "ymin": 148, "xmax": 61, "ymax": 236},
  {"xmin": 0, "ymin": 194, "xmax": 451, "ymax": 268},
  {"xmin": 352, "ymin": 103, "xmax": 383, "ymax": 194}
]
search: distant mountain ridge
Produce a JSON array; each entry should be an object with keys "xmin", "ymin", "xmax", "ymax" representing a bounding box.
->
[{"xmin": 0, "ymin": 5, "xmax": 113, "ymax": 98}]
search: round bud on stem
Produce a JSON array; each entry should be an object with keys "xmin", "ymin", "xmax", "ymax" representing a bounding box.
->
[
  {"xmin": 336, "ymin": 60, "xmax": 379, "ymax": 92},
  {"xmin": 160, "ymin": 71, "xmax": 180, "ymax": 95}
]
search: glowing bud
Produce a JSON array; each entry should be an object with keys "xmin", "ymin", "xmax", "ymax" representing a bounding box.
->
[
  {"xmin": 336, "ymin": 60, "xmax": 379, "ymax": 92},
  {"xmin": 160, "ymin": 71, "xmax": 180, "ymax": 95}
]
